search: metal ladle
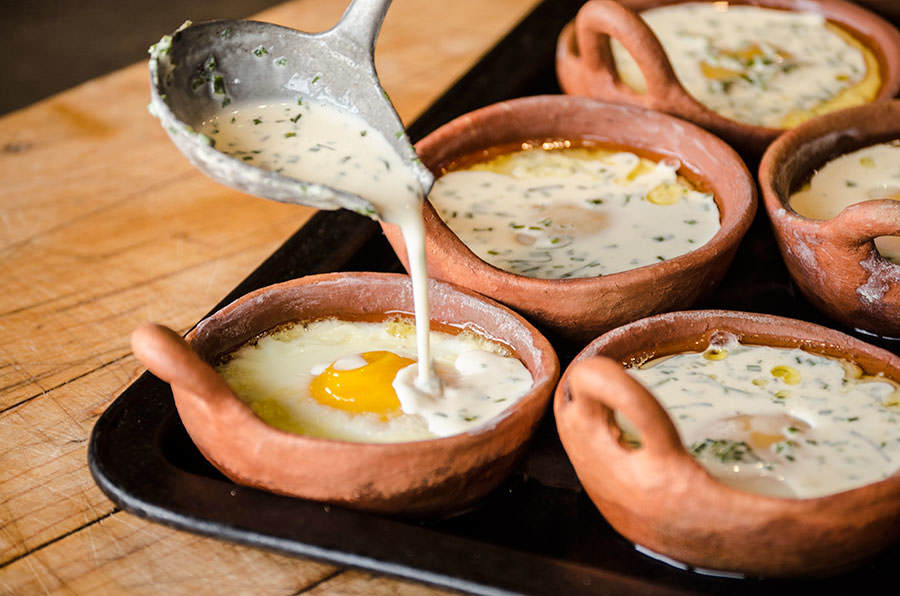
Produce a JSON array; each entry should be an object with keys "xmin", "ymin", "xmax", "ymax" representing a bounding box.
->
[{"xmin": 147, "ymin": 0, "xmax": 433, "ymax": 218}]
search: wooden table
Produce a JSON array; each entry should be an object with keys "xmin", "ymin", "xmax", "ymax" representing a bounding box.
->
[{"xmin": 0, "ymin": 1, "xmax": 540, "ymax": 593}]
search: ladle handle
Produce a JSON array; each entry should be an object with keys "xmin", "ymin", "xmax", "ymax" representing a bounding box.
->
[
  {"xmin": 331, "ymin": 0, "xmax": 393, "ymax": 59},
  {"xmin": 131, "ymin": 323, "xmax": 234, "ymax": 405},
  {"xmin": 566, "ymin": 356, "xmax": 685, "ymax": 458}
]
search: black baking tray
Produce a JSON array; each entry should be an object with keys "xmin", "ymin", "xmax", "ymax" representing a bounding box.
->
[{"xmin": 89, "ymin": 1, "xmax": 900, "ymax": 594}]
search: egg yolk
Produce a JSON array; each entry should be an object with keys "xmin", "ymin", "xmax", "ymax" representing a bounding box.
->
[{"xmin": 309, "ymin": 351, "xmax": 414, "ymax": 418}]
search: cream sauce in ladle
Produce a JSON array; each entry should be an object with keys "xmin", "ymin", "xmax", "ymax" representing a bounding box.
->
[{"xmin": 199, "ymin": 99, "xmax": 440, "ymax": 395}]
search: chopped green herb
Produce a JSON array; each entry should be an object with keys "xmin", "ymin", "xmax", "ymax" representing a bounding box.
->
[{"xmin": 690, "ymin": 439, "xmax": 759, "ymax": 463}]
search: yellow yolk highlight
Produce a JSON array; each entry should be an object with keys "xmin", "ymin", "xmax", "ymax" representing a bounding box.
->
[{"xmin": 308, "ymin": 351, "xmax": 414, "ymax": 418}]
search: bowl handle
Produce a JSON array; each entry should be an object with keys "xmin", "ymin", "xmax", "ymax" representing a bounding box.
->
[
  {"xmin": 824, "ymin": 199, "xmax": 900, "ymax": 254},
  {"xmin": 573, "ymin": 0, "xmax": 697, "ymax": 109},
  {"xmin": 566, "ymin": 356, "xmax": 685, "ymax": 458},
  {"xmin": 131, "ymin": 322, "xmax": 235, "ymax": 404}
]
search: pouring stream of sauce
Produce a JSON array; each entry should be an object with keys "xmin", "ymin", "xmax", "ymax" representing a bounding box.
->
[{"xmin": 200, "ymin": 99, "xmax": 439, "ymax": 394}]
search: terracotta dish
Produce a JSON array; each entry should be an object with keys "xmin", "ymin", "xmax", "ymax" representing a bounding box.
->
[
  {"xmin": 556, "ymin": 0, "xmax": 900, "ymax": 156},
  {"xmin": 555, "ymin": 310, "xmax": 900, "ymax": 577},
  {"xmin": 759, "ymin": 100, "xmax": 900, "ymax": 338},
  {"xmin": 130, "ymin": 272, "xmax": 559, "ymax": 515},
  {"xmin": 381, "ymin": 95, "xmax": 755, "ymax": 343}
]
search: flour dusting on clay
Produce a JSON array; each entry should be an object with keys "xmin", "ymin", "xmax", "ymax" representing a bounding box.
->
[
  {"xmin": 789, "ymin": 229, "xmax": 820, "ymax": 275},
  {"xmin": 857, "ymin": 252, "xmax": 900, "ymax": 303}
]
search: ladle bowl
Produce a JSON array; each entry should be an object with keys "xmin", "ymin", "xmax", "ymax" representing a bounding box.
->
[{"xmin": 147, "ymin": 0, "xmax": 433, "ymax": 217}]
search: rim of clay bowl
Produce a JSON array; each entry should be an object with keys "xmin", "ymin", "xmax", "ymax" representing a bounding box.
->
[
  {"xmin": 555, "ymin": 309, "xmax": 900, "ymax": 576},
  {"xmin": 137, "ymin": 272, "xmax": 560, "ymax": 515},
  {"xmin": 759, "ymin": 100, "xmax": 900, "ymax": 337},
  {"xmin": 381, "ymin": 95, "xmax": 756, "ymax": 342},
  {"xmin": 555, "ymin": 0, "xmax": 900, "ymax": 156}
]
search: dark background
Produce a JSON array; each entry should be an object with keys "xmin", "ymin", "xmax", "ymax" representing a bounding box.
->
[
  {"xmin": 1, "ymin": 0, "xmax": 898, "ymax": 116},
  {"xmin": 0, "ymin": 0, "xmax": 282, "ymax": 115}
]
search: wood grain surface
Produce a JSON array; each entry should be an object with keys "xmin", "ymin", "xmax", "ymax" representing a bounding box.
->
[{"xmin": 0, "ymin": 0, "xmax": 541, "ymax": 593}]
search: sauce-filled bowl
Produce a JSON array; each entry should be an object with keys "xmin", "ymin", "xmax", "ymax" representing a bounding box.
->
[
  {"xmin": 759, "ymin": 100, "xmax": 900, "ymax": 338},
  {"xmin": 556, "ymin": 0, "xmax": 900, "ymax": 156},
  {"xmin": 382, "ymin": 95, "xmax": 755, "ymax": 342},
  {"xmin": 130, "ymin": 272, "xmax": 559, "ymax": 515},
  {"xmin": 555, "ymin": 310, "xmax": 900, "ymax": 577}
]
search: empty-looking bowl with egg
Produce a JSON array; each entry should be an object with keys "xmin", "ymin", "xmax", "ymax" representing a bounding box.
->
[
  {"xmin": 130, "ymin": 272, "xmax": 559, "ymax": 515},
  {"xmin": 555, "ymin": 310, "xmax": 900, "ymax": 577},
  {"xmin": 759, "ymin": 100, "xmax": 900, "ymax": 338},
  {"xmin": 381, "ymin": 95, "xmax": 755, "ymax": 342},
  {"xmin": 556, "ymin": 0, "xmax": 900, "ymax": 155}
]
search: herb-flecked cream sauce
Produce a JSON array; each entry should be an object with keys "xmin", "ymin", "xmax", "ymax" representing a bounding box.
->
[
  {"xmin": 789, "ymin": 140, "xmax": 900, "ymax": 264},
  {"xmin": 627, "ymin": 335, "xmax": 900, "ymax": 498},
  {"xmin": 429, "ymin": 145, "xmax": 719, "ymax": 278},
  {"xmin": 199, "ymin": 99, "xmax": 452, "ymax": 417},
  {"xmin": 217, "ymin": 319, "xmax": 533, "ymax": 442},
  {"xmin": 611, "ymin": 3, "xmax": 876, "ymax": 128}
]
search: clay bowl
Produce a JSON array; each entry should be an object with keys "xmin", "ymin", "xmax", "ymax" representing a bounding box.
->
[
  {"xmin": 130, "ymin": 272, "xmax": 559, "ymax": 516},
  {"xmin": 759, "ymin": 100, "xmax": 900, "ymax": 338},
  {"xmin": 555, "ymin": 309, "xmax": 900, "ymax": 577},
  {"xmin": 381, "ymin": 95, "xmax": 756, "ymax": 343},
  {"xmin": 556, "ymin": 0, "xmax": 900, "ymax": 156}
]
